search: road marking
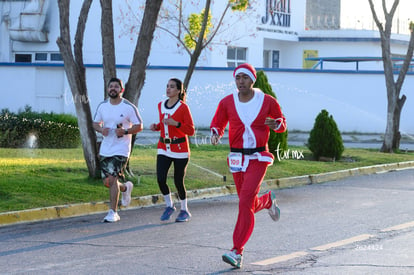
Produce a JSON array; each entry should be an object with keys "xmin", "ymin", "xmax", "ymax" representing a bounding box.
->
[
  {"xmin": 381, "ymin": 221, "xmax": 414, "ymax": 232},
  {"xmin": 310, "ymin": 234, "xmax": 374, "ymax": 251},
  {"xmin": 251, "ymin": 221, "xmax": 414, "ymax": 266},
  {"xmin": 251, "ymin": 251, "xmax": 309, "ymax": 266},
  {"xmin": 251, "ymin": 234, "xmax": 374, "ymax": 266}
]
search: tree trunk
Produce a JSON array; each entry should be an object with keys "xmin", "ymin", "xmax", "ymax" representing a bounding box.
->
[
  {"xmin": 122, "ymin": 0, "xmax": 163, "ymax": 175},
  {"xmin": 381, "ymin": 94, "xmax": 406, "ymax": 152},
  {"xmin": 57, "ymin": 0, "xmax": 100, "ymax": 178},
  {"xmin": 100, "ymin": 0, "xmax": 116, "ymax": 98}
]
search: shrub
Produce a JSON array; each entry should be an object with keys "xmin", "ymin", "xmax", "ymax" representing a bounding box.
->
[
  {"xmin": 0, "ymin": 106, "xmax": 80, "ymax": 148},
  {"xmin": 253, "ymin": 70, "xmax": 288, "ymax": 155},
  {"xmin": 307, "ymin": 109, "xmax": 344, "ymax": 160}
]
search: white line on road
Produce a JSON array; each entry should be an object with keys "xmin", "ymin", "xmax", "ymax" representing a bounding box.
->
[
  {"xmin": 252, "ymin": 251, "xmax": 309, "ymax": 266},
  {"xmin": 252, "ymin": 221, "xmax": 414, "ymax": 266},
  {"xmin": 381, "ymin": 220, "xmax": 414, "ymax": 232},
  {"xmin": 310, "ymin": 234, "xmax": 374, "ymax": 251}
]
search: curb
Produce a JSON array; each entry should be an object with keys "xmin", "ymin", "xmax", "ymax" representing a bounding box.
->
[{"xmin": 1, "ymin": 161, "xmax": 414, "ymax": 227}]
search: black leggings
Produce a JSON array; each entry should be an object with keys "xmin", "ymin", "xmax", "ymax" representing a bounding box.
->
[{"xmin": 156, "ymin": 154, "xmax": 189, "ymax": 200}]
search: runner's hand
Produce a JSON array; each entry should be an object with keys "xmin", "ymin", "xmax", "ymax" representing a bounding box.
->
[{"xmin": 211, "ymin": 134, "xmax": 220, "ymax": 145}]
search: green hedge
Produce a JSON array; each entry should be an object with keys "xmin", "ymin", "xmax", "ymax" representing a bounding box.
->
[{"xmin": 0, "ymin": 106, "xmax": 80, "ymax": 148}]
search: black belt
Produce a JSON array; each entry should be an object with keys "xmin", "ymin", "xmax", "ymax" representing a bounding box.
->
[
  {"xmin": 230, "ymin": 147, "xmax": 265, "ymax": 155},
  {"xmin": 160, "ymin": 137, "xmax": 186, "ymax": 144}
]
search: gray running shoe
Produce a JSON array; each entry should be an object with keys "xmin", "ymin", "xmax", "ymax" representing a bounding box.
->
[
  {"xmin": 222, "ymin": 250, "xmax": 243, "ymax": 268},
  {"xmin": 268, "ymin": 190, "xmax": 280, "ymax": 221}
]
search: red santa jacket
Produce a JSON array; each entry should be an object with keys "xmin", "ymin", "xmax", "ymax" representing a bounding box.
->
[
  {"xmin": 154, "ymin": 99, "xmax": 195, "ymax": 158},
  {"xmin": 210, "ymin": 89, "xmax": 286, "ymax": 166}
]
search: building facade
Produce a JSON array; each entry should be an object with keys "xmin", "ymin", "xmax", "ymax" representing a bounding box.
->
[{"xmin": 1, "ymin": 0, "xmax": 412, "ymax": 68}]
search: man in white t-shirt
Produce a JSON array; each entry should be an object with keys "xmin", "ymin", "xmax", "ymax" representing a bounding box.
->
[{"xmin": 93, "ymin": 77, "xmax": 143, "ymax": 222}]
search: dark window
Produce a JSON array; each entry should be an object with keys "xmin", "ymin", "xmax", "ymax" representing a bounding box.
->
[
  {"xmin": 15, "ymin": 54, "xmax": 32, "ymax": 63},
  {"xmin": 272, "ymin": 50, "xmax": 280, "ymax": 69}
]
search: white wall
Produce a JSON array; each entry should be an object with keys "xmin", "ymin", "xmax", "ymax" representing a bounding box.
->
[{"xmin": 1, "ymin": 64, "xmax": 413, "ymax": 135}]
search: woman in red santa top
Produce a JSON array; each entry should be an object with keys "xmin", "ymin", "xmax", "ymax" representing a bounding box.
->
[
  {"xmin": 210, "ymin": 63, "xmax": 287, "ymax": 268},
  {"xmin": 150, "ymin": 78, "xmax": 195, "ymax": 222}
]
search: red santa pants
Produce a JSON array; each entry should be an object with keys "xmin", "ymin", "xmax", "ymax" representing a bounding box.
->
[{"xmin": 231, "ymin": 159, "xmax": 272, "ymax": 255}]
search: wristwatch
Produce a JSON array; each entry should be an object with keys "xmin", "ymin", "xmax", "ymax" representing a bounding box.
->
[{"xmin": 124, "ymin": 129, "xmax": 128, "ymax": 135}]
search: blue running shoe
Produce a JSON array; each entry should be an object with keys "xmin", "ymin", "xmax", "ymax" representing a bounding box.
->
[
  {"xmin": 222, "ymin": 250, "xmax": 243, "ymax": 268},
  {"xmin": 160, "ymin": 206, "xmax": 176, "ymax": 221},
  {"xmin": 268, "ymin": 190, "xmax": 280, "ymax": 221},
  {"xmin": 175, "ymin": 210, "xmax": 191, "ymax": 222}
]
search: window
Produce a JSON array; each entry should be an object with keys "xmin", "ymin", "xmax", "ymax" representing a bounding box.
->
[
  {"xmin": 263, "ymin": 50, "xmax": 280, "ymax": 68},
  {"xmin": 15, "ymin": 54, "xmax": 32, "ymax": 63},
  {"xmin": 227, "ymin": 47, "xmax": 247, "ymax": 67},
  {"xmin": 50, "ymin": 53, "xmax": 63, "ymax": 61},
  {"xmin": 13, "ymin": 52, "xmax": 63, "ymax": 63},
  {"xmin": 272, "ymin": 50, "xmax": 280, "ymax": 69},
  {"xmin": 35, "ymin": 53, "xmax": 48, "ymax": 61}
]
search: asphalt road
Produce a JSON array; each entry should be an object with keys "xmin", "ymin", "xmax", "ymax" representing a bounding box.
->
[{"xmin": 1, "ymin": 168, "xmax": 414, "ymax": 274}]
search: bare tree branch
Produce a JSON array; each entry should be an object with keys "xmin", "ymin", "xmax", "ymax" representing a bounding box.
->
[
  {"xmin": 396, "ymin": 29, "xmax": 414, "ymax": 92},
  {"xmin": 368, "ymin": 0, "xmax": 384, "ymax": 33},
  {"xmin": 156, "ymin": 25, "xmax": 192, "ymax": 55},
  {"xmin": 74, "ymin": 0, "xmax": 92, "ymax": 70},
  {"xmin": 204, "ymin": 3, "xmax": 231, "ymax": 46}
]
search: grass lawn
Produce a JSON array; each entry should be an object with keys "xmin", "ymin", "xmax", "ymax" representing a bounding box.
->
[{"xmin": 1, "ymin": 144, "xmax": 413, "ymax": 213}]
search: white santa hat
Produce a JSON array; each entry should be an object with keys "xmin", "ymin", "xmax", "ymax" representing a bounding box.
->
[{"xmin": 233, "ymin": 63, "xmax": 257, "ymax": 82}]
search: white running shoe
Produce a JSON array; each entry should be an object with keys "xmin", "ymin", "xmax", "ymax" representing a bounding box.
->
[
  {"xmin": 121, "ymin": 181, "xmax": 133, "ymax": 207},
  {"xmin": 102, "ymin": 209, "xmax": 120, "ymax": 223}
]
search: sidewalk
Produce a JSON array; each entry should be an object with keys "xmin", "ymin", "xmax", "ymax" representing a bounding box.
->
[{"xmin": 1, "ymin": 160, "xmax": 414, "ymax": 227}]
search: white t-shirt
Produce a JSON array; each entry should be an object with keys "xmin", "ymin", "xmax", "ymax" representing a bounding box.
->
[{"xmin": 93, "ymin": 98, "xmax": 142, "ymax": 157}]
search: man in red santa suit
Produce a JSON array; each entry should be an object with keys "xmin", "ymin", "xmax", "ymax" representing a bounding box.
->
[{"xmin": 210, "ymin": 63, "xmax": 287, "ymax": 269}]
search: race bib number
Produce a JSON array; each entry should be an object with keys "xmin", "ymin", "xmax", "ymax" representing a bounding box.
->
[{"xmin": 228, "ymin": 152, "xmax": 243, "ymax": 173}]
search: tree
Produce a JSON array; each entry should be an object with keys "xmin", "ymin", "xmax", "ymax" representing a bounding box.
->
[
  {"xmin": 57, "ymin": 0, "xmax": 163, "ymax": 177},
  {"xmin": 158, "ymin": 0, "xmax": 251, "ymax": 91},
  {"xmin": 121, "ymin": 0, "xmax": 255, "ymax": 91},
  {"xmin": 367, "ymin": 0, "xmax": 414, "ymax": 152},
  {"xmin": 57, "ymin": 0, "xmax": 98, "ymax": 177},
  {"xmin": 307, "ymin": 109, "xmax": 344, "ymax": 161}
]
